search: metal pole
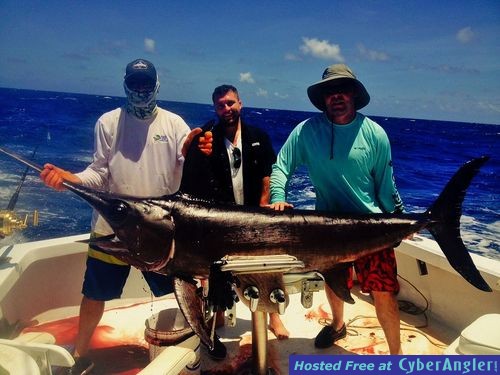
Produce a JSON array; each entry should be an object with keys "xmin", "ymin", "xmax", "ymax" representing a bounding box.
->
[{"xmin": 251, "ymin": 310, "xmax": 268, "ymax": 375}]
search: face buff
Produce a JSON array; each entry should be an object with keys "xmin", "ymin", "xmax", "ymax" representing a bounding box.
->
[{"xmin": 123, "ymin": 80, "xmax": 160, "ymax": 120}]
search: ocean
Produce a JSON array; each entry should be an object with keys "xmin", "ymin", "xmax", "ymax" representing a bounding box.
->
[{"xmin": 0, "ymin": 87, "xmax": 498, "ymax": 260}]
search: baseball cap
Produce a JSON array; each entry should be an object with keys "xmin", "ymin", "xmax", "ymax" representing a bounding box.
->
[{"xmin": 124, "ymin": 59, "xmax": 157, "ymax": 85}]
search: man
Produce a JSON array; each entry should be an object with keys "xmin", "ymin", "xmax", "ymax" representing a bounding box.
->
[
  {"xmin": 269, "ymin": 64, "xmax": 404, "ymax": 354},
  {"xmin": 40, "ymin": 58, "xmax": 203, "ymax": 374},
  {"xmin": 181, "ymin": 84, "xmax": 290, "ymax": 347}
]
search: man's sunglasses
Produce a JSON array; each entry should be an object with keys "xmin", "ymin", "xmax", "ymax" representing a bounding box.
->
[
  {"xmin": 232, "ymin": 147, "xmax": 241, "ymax": 169},
  {"xmin": 126, "ymin": 77, "xmax": 156, "ymax": 91},
  {"xmin": 324, "ymin": 84, "xmax": 354, "ymax": 96}
]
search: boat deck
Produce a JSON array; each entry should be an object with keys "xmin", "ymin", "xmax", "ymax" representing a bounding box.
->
[{"xmin": 16, "ymin": 284, "xmax": 455, "ymax": 374}]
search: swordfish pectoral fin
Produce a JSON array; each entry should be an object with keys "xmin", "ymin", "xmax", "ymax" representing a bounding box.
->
[{"xmin": 173, "ymin": 276, "xmax": 214, "ymax": 350}]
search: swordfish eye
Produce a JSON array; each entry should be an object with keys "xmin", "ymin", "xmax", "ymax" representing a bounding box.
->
[{"xmin": 108, "ymin": 200, "xmax": 130, "ymax": 224}]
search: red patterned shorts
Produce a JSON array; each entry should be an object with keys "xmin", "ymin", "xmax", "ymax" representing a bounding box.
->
[{"xmin": 347, "ymin": 247, "xmax": 399, "ymax": 293}]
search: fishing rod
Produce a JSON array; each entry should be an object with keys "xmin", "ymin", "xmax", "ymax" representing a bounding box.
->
[
  {"xmin": 0, "ymin": 146, "xmax": 76, "ymax": 190},
  {"xmin": 0, "ymin": 146, "xmax": 44, "ymax": 174},
  {"xmin": 6, "ymin": 146, "xmax": 39, "ymax": 210}
]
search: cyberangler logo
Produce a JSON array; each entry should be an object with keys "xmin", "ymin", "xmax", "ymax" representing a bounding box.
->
[{"xmin": 153, "ymin": 134, "xmax": 169, "ymax": 143}]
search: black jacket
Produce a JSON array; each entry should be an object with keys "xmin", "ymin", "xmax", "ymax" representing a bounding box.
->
[{"xmin": 180, "ymin": 120, "xmax": 276, "ymax": 206}]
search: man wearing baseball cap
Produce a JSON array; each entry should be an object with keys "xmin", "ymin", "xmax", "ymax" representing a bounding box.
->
[
  {"xmin": 40, "ymin": 58, "xmax": 207, "ymax": 373},
  {"xmin": 270, "ymin": 64, "xmax": 404, "ymax": 354}
]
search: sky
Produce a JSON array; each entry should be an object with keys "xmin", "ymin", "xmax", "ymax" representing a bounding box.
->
[{"xmin": 1, "ymin": 1, "xmax": 499, "ymax": 125}]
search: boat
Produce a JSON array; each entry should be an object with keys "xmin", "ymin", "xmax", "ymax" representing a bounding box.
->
[{"xmin": 0, "ymin": 231, "xmax": 498, "ymax": 374}]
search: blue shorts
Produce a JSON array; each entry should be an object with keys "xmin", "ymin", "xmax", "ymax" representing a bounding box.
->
[{"xmin": 82, "ymin": 256, "xmax": 174, "ymax": 301}]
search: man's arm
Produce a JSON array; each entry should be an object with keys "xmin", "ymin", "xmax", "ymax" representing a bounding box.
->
[
  {"xmin": 180, "ymin": 127, "xmax": 215, "ymax": 197},
  {"xmin": 373, "ymin": 132, "xmax": 404, "ymax": 214},
  {"xmin": 259, "ymin": 176, "xmax": 270, "ymax": 206},
  {"xmin": 268, "ymin": 125, "xmax": 303, "ymax": 211}
]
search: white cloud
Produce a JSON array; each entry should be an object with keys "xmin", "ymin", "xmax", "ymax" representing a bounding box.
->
[
  {"xmin": 357, "ymin": 44, "xmax": 389, "ymax": 61},
  {"xmin": 478, "ymin": 101, "xmax": 500, "ymax": 113},
  {"xmin": 457, "ymin": 27, "xmax": 474, "ymax": 44},
  {"xmin": 284, "ymin": 53, "xmax": 301, "ymax": 61},
  {"xmin": 256, "ymin": 88, "xmax": 268, "ymax": 97},
  {"xmin": 239, "ymin": 72, "xmax": 255, "ymax": 84},
  {"xmin": 144, "ymin": 38, "xmax": 156, "ymax": 53},
  {"xmin": 274, "ymin": 92, "xmax": 289, "ymax": 99},
  {"xmin": 300, "ymin": 37, "xmax": 344, "ymax": 61}
]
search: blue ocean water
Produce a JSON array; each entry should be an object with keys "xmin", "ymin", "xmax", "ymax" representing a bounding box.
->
[{"xmin": 0, "ymin": 88, "xmax": 498, "ymax": 259}]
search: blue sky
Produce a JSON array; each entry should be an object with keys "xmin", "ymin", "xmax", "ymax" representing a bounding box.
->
[{"xmin": 1, "ymin": 1, "xmax": 499, "ymax": 124}]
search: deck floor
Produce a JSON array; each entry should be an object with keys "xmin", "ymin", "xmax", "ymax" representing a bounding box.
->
[
  {"xmin": 18, "ymin": 285, "xmax": 456, "ymax": 374},
  {"xmin": 202, "ymin": 287, "xmax": 454, "ymax": 374}
]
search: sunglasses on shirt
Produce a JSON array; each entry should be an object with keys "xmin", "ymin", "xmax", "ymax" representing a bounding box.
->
[{"xmin": 232, "ymin": 147, "xmax": 242, "ymax": 169}]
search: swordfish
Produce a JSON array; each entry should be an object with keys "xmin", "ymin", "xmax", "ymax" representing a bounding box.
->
[{"xmin": 0, "ymin": 147, "xmax": 492, "ymax": 348}]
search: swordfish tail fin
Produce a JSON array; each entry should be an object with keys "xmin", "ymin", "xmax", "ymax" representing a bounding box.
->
[{"xmin": 425, "ymin": 156, "xmax": 491, "ymax": 292}]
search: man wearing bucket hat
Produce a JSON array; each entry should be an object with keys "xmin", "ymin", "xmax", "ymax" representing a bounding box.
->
[
  {"xmin": 269, "ymin": 64, "xmax": 404, "ymax": 354},
  {"xmin": 40, "ymin": 58, "xmax": 207, "ymax": 374}
]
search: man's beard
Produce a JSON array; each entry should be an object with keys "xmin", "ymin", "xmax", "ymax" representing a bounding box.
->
[{"xmin": 219, "ymin": 113, "xmax": 240, "ymax": 128}]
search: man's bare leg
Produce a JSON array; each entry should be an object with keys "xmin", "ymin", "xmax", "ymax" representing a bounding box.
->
[
  {"xmin": 325, "ymin": 285, "xmax": 345, "ymax": 331},
  {"xmin": 268, "ymin": 313, "xmax": 289, "ymax": 340},
  {"xmin": 73, "ymin": 297, "xmax": 105, "ymax": 358},
  {"xmin": 373, "ymin": 291, "xmax": 402, "ymax": 354}
]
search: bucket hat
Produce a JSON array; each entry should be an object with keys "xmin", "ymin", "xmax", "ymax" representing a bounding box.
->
[{"xmin": 307, "ymin": 64, "xmax": 370, "ymax": 111}]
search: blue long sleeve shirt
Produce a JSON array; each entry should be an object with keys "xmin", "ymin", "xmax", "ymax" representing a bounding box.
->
[{"xmin": 270, "ymin": 113, "xmax": 403, "ymax": 214}]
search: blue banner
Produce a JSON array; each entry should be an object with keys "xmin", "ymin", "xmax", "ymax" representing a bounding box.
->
[{"xmin": 289, "ymin": 355, "xmax": 499, "ymax": 375}]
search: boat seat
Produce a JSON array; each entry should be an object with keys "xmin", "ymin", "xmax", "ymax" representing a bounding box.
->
[
  {"xmin": 0, "ymin": 337, "xmax": 74, "ymax": 374},
  {"xmin": 12, "ymin": 331, "xmax": 56, "ymax": 345},
  {"xmin": 143, "ymin": 308, "xmax": 200, "ymax": 374},
  {"xmin": 0, "ymin": 343, "xmax": 41, "ymax": 374},
  {"xmin": 139, "ymin": 335, "xmax": 199, "ymax": 375},
  {"xmin": 445, "ymin": 314, "xmax": 500, "ymax": 354}
]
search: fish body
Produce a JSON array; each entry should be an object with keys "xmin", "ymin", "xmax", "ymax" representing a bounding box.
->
[{"xmin": 147, "ymin": 196, "xmax": 425, "ymax": 276}]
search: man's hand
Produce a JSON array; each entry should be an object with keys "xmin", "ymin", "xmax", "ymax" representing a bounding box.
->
[
  {"xmin": 182, "ymin": 128, "xmax": 213, "ymax": 157},
  {"xmin": 267, "ymin": 202, "xmax": 294, "ymax": 211},
  {"xmin": 198, "ymin": 131, "xmax": 213, "ymax": 156},
  {"xmin": 40, "ymin": 164, "xmax": 81, "ymax": 191}
]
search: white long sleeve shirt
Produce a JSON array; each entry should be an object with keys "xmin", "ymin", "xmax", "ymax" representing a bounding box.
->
[{"xmin": 76, "ymin": 107, "xmax": 190, "ymax": 235}]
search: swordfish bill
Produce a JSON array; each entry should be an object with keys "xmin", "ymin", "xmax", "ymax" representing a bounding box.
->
[{"xmin": 0, "ymin": 146, "xmax": 492, "ymax": 293}]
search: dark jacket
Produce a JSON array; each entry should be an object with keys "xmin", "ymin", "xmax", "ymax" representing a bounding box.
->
[{"xmin": 180, "ymin": 120, "xmax": 276, "ymax": 206}]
